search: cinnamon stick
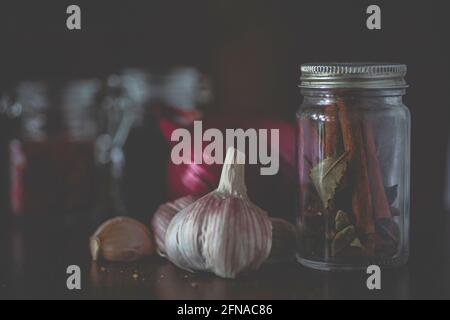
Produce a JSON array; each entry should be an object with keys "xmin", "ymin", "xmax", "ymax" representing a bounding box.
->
[
  {"xmin": 337, "ymin": 100, "xmax": 375, "ymax": 235},
  {"xmin": 324, "ymin": 105, "xmax": 338, "ymax": 157},
  {"xmin": 323, "ymin": 105, "xmax": 340, "ymax": 218},
  {"xmin": 363, "ymin": 123, "xmax": 392, "ymax": 220}
]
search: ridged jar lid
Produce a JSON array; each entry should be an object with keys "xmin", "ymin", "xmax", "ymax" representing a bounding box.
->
[{"xmin": 300, "ymin": 63, "xmax": 408, "ymax": 89}]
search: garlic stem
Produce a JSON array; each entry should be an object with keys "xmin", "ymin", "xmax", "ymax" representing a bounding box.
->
[{"xmin": 217, "ymin": 147, "xmax": 247, "ymax": 198}]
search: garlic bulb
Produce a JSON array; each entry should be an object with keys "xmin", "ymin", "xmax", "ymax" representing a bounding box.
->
[
  {"xmin": 90, "ymin": 217, "xmax": 154, "ymax": 262},
  {"xmin": 151, "ymin": 196, "xmax": 197, "ymax": 257},
  {"xmin": 165, "ymin": 147, "xmax": 272, "ymax": 279}
]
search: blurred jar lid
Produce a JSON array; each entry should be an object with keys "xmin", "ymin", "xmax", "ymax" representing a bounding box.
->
[
  {"xmin": 15, "ymin": 81, "xmax": 51, "ymax": 141},
  {"xmin": 163, "ymin": 67, "xmax": 212, "ymax": 111},
  {"xmin": 62, "ymin": 79, "xmax": 101, "ymax": 141},
  {"xmin": 120, "ymin": 68, "xmax": 160, "ymax": 106}
]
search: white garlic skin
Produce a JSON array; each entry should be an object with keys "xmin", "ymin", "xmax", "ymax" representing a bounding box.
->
[
  {"xmin": 165, "ymin": 147, "xmax": 272, "ymax": 279},
  {"xmin": 151, "ymin": 196, "xmax": 197, "ymax": 257},
  {"xmin": 90, "ymin": 217, "xmax": 154, "ymax": 262}
]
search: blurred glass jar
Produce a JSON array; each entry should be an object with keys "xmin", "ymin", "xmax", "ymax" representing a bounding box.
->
[
  {"xmin": 94, "ymin": 69, "xmax": 168, "ymax": 222},
  {"xmin": 161, "ymin": 67, "xmax": 211, "ymax": 121},
  {"xmin": 7, "ymin": 80, "xmax": 100, "ymax": 218},
  {"xmin": 159, "ymin": 67, "xmax": 217, "ymax": 202},
  {"xmin": 296, "ymin": 63, "xmax": 410, "ymax": 271},
  {"xmin": 8, "ymin": 81, "xmax": 53, "ymax": 216},
  {"xmin": 0, "ymin": 92, "xmax": 19, "ymax": 216},
  {"xmin": 57, "ymin": 80, "xmax": 100, "ymax": 220},
  {"xmin": 93, "ymin": 67, "xmax": 211, "ymax": 222}
]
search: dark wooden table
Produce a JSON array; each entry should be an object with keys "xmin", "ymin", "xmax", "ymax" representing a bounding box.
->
[{"xmin": 1, "ymin": 214, "xmax": 449, "ymax": 300}]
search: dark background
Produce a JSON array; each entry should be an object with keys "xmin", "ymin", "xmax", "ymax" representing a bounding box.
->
[
  {"xmin": 2, "ymin": 0, "xmax": 447, "ymax": 248},
  {"xmin": 0, "ymin": 0, "xmax": 449, "ymax": 299}
]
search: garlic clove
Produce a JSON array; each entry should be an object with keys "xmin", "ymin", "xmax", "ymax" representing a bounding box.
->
[
  {"xmin": 165, "ymin": 147, "xmax": 272, "ymax": 279},
  {"xmin": 267, "ymin": 218, "xmax": 297, "ymax": 263},
  {"xmin": 90, "ymin": 237, "xmax": 101, "ymax": 261},
  {"xmin": 151, "ymin": 195, "xmax": 197, "ymax": 257},
  {"xmin": 90, "ymin": 217, "xmax": 154, "ymax": 262}
]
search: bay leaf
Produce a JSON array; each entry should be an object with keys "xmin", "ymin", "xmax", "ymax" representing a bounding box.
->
[
  {"xmin": 350, "ymin": 237, "xmax": 364, "ymax": 249},
  {"xmin": 335, "ymin": 210, "xmax": 351, "ymax": 232},
  {"xmin": 331, "ymin": 225, "xmax": 356, "ymax": 257},
  {"xmin": 310, "ymin": 151, "xmax": 349, "ymax": 209}
]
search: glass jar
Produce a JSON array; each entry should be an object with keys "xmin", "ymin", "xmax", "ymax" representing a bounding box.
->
[
  {"xmin": 120, "ymin": 69, "xmax": 169, "ymax": 220},
  {"xmin": 6, "ymin": 80, "xmax": 100, "ymax": 219},
  {"xmin": 58, "ymin": 79, "xmax": 100, "ymax": 221},
  {"xmin": 9, "ymin": 81, "xmax": 53, "ymax": 216},
  {"xmin": 296, "ymin": 63, "xmax": 410, "ymax": 271},
  {"xmin": 93, "ymin": 70, "xmax": 169, "ymax": 223},
  {"xmin": 0, "ymin": 93, "xmax": 14, "ymax": 217}
]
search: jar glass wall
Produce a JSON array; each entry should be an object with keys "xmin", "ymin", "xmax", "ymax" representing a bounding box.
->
[{"xmin": 296, "ymin": 63, "xmax": 410, "ymax": 271}]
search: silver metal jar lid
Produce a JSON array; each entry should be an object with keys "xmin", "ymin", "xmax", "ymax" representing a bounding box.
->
[{"xmin": 300, "ymin": 63, "xmax": 408, "ymax": 89}]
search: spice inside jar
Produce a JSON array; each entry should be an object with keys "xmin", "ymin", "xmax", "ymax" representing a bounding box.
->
[{"xmin": 296, "ymin": 63, "xmax": 410, "ymax": 271}]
